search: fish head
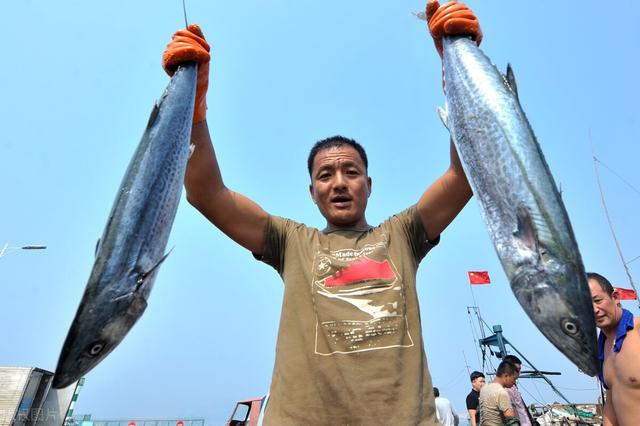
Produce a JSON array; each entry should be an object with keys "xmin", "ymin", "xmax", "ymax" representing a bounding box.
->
[
  {"xmin": 510, "ymin": 265, "xmax": 599, "ymax": 376},
  {"xmin": 53, "ymin": 285, "xmax": 148, "ymax": 388}
]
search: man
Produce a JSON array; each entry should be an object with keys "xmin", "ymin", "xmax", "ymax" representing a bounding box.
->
[
  {"xmin": 466, "ymin": 371, "xmax": 486, "ymax": 426},
  {"xmin": 434, "ymin": 387, "xmax": 459, "ymax": 426},
  {"xmin": 479, "ymin": 361, "xmax": 519, "ymax": 426},
  {"xmin": 588, "ymin": 272, "xmax": 640, "ymax": 426},
  {"xmin": 162, "ymin": 1, "xmax": 482, "ymax": 424},
  {"xmin": 502, "ymin": 355, "xmax": 535, "ymax": 426}
]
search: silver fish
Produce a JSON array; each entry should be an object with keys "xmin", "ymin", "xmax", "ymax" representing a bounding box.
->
[
  {"xmin": 439, "ymin": 36, "xmax": 598, "ymax": 376},
  {"xmin": 53, "ymin": 64, "xmax": 197, "ymax": 388}
]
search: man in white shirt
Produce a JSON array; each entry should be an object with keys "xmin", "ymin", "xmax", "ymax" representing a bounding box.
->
[{"xmin": 434, "ymin": 387, "xmax": 459, "ymax": 426}]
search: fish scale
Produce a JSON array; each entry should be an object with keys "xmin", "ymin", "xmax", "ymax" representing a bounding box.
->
[{"xmin": 440, "ymin": 36, "xmax": 598, "ymax": 376}]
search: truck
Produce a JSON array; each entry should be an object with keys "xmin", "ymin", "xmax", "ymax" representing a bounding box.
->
[
  {"xmin": 225, "ymin": 396, "xmax": 267, "ymax": 426},
  {"xmin": 0, "ymin": 367, "xmax": 80, "ymax": 426}
]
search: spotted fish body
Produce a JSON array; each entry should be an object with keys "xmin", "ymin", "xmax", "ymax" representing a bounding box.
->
[
  {"xmin": 440, "ymin": 36, "xmax": 598, "ymax": 376},
  {"xmin": 53, "ymin": 64, "xmax": 197, "ymax": 388}
]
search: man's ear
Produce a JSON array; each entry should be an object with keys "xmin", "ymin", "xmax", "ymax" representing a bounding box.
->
[
  {"xmin": 367, "ymin": 176, "xmax": 372, "ymax": 197},
  {"xmin": 309, "ymin": 183, "xmax": 317, "ymax": 203},
  {"xmin": 612, "ymin": 289, "xmax": 621, "ymax": 305}
]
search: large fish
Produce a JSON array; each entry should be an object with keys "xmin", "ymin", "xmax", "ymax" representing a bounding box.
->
[
  {"xmin": 438, "ymin": 36, "xmax": 598, "ymax": 376},
  {"xmin": 53, "ymin": 64, "xmax": 197, "ymax": 388}
]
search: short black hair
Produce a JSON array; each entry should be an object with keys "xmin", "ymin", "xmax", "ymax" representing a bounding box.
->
[
  {"xmin": 587, "ymin": 272, "xmax": 614, "ymax": 297},
  {"xmin": 433, "ymin": 387, "xmax": 440, "ymax": 397},
  {"xmin": 470, "ymin": 371, "xmax": 485, "ymax": 382},
  {"xmin": 503, "ymin": 355, "xmax": 522, "ymax": 366},
  {"xmin": 496, "ymin": 361, "xmax": 518, "ymax": 377},
  {"xmin": 307, "ymin": 135, "xmax": 368, "ymax": 177}
]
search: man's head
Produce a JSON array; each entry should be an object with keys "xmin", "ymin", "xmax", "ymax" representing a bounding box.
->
[
  {"xmin": 470, "ymin": 371, "xmax": 486, "ymax": 391},
  {"xmin": 308, "ymin": 136, "xmax": 372, "ymax": 230},
  {"xmin": 587, "ymin": 272, "xmax": 622, "ymax": 331},
  {"xmin": 495, "ymin": 361, "xmax": 518, "ymax": 388},
  {"xmin": 502, "ymin": 355, "xmax": 522, "ymax": 380},
  {"xmin": 307, "ymin": 136, "xmax": 368, "ymax": 177},
  {"xmin": 433, "ymin": 387, "xmax": 440, "ymax": 397}
]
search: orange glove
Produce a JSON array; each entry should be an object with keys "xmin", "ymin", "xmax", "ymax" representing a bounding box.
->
[
  {"xmin": 426, "ymin": 0, "xmax": 482, "ymax": 58},
  {"xmin": 162, "ymin": 24, "xmax": 210, "ymax": 124}
]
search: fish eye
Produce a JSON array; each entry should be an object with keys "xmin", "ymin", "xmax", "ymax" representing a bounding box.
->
[
  {"xmin": 561, "ymin": 318, "xmax": 579, "ymax": 335},
  {"xmin": 87, "ymin": 342, "xmax": 105, "ymax": 357}
]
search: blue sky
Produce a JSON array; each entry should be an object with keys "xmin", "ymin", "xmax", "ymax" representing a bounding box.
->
[{"xmin": 1, "ymin": 0, "xmax": 639, "ymax": 423}]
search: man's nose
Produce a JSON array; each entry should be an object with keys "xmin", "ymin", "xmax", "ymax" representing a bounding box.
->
[{"xmin": 332, "ymin": 172, "xmax": 347, "ymax": 189}]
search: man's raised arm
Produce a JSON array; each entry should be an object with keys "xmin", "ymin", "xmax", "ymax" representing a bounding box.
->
[{"xmin": 163, "ymin": 25, "xmax": 268, "ymax": 255}]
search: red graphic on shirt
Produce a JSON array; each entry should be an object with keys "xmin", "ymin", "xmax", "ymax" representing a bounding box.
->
[{"xmin": 324, "ymin": 258, "xmax": 395, "ymax": 287}]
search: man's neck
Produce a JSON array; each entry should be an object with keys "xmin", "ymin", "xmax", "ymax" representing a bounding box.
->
[{"xmin": 324, "ymin": 220, "xmax": 370, "ymax": 233}]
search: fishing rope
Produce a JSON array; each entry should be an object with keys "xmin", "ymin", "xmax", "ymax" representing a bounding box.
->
[
  {"xmin": 518, "ymin": 381, "xmax": 545, "ymax": 406},
  {"xmin": 440, "ymin": 367, "xmax": 469, "ymax": 389},
  {"xmin": 627, "ymin": 254, "xmax": 640, "ymax": 265},
  {"xmin": 593, "ymin": 155, "xmax": 640, "ymax": 265},
  {"xmin": 462, "ymin": 350, "xmax": 471, "ymax": 377},
  {"xmin": 594, "ymin": 156, "xmax": 640, "ymax": 198},
  {"xmin": 530, "ymin": 379, "xmax": 547, "ymax": 406},
  {"xmin": 590, "ymin": 132, "xmax": 640, "ymax": 307}
]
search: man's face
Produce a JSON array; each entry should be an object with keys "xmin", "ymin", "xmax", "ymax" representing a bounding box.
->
[
  {"xmin": 513, "ymin": 363, "xmax": 521, "ymax": 380},
  {"xmin": 588, "ymin": 278, "xmax": 621, "ymax": 331},
  {"xmin": 503, "ymin": 373, "xmax": 517, "ymax": 388},
  {"xmin": 471, "ymin": 376, "xmax": 486, "ymax": 391},
  {"xmin": 309, "ymin": 146, "xmax": 372, "ymax": 229}
]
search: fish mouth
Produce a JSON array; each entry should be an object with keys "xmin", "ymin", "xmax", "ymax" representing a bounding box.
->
[
  {"xmin": 53, "ymin": 330, "xmax": 108, "ymax": 389},
  {"xmin": 52, "ymin": 372, "xmax": 77, "ymax": 389},
  {"xmin": 53, "ymin": 293, "xmax": 146, "ymax": 388}
]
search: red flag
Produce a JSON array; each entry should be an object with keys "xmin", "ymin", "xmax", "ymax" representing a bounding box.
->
[
  {"xmin": 615, "ymin": 287, "xmax": 637, "ymax": 300},
  {"xmin": 468, "ymin": 271, "xmax": 491, "ymax": 285}
]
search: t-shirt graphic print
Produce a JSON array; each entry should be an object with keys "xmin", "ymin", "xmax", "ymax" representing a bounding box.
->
[{"xmin": 312, "ymin": 237, "xmax": 414, "ymax": 355}]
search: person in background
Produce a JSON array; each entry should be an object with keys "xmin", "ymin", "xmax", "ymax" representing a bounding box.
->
[
  {"xmin": 466, "ymin": 371, "xmax": 486, "ymax": 426},
  {"xmin": 434, "ymin": 387, "xmax": 459, "ymax": 426},
  {"xmin": 479, "ymin": 361, "xmax": 519, "ymax": 426},
  {"xmin": 502, "ymin": 355, "xmax": 535, "ymax": 426},
  {"xmin": 588, "ymin": 272, "xmax": 640, "ymax": 426}
]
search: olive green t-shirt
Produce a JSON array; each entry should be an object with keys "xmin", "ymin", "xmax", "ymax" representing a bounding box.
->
[{"xmin": 257, "ymin": 206, "xmax": 439, "ymax": 425}]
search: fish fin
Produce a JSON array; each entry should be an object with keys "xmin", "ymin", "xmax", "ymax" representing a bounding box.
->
[
  {"xmin": 505, "ymin": 63, "xmax": 519, "ymax": 98},
  {"xmin": 412, "ymin": 11, "xmax": 427, "ymax": 21},
  {"xmin": 437, "ymin": 107, "xmax": 449, "ymax": 130},
  {"xmin": 146, "ymin": 101, "xmax": 161, "ymax": 129},
  {"xmin": 95, "ymin": 238, "xmax": 101, "ymax": 257},
  {"xmin": 513, "ymin": 206, "xmax": 539, "ymax": 252},
  {"xmin": 135, "ymin": 248, "xmax": 173, "ymax": 292}
]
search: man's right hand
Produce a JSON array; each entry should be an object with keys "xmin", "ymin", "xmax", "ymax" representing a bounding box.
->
[
  {"xmin": 426, "ymin": 0, "xmax": 482, "ymax": 58},
  {"xmin": 162, "ymin": 24, "xmax": 210, "ymax": 124}
]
